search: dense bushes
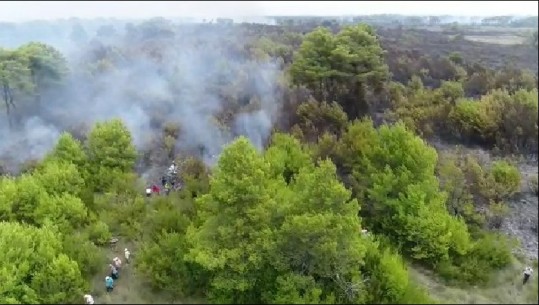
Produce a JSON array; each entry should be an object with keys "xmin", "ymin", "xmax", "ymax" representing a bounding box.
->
[
  {"xmin": 437, "ymin": 151, "xmax": 522, "ymax": 231},
  {"xmin": 388, "ymin": 77, "xmax": 538, "ymax": 154},
  {"xmin": 0, "ymin": 119, "xmax": 139, "ymax": 303},
  {"xmin": 449, "ymin": 89, "xmax": 538, "ymax": 152},
  {"xmin": 0, "ymin": 222, "xmax": 88, "ymax": 304},
  {"xmin": 134, "ymin": 134, "xmax": 435, "ymax": 304},
  {"xmin": 437, "ymin": 233, "xmax": 514, "ymax": 285},
  {"xmin": 328, "ymin": 119, "xmax": 472, "ymax": 266},
  {"xmin": 0, "ymin": 114, "xmax": 525, "ymax": 303}
]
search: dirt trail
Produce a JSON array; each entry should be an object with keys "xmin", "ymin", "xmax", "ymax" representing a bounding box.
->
[
  {"xmin": 88, "ymin": 240, "xmax": 201, "ymax": 304},
  {"xmin": 409, "ymin": 259, "xmax": 538, "ymax": 304}
]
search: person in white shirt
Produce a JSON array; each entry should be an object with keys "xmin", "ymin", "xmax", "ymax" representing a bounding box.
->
[
  {"xmin": 113, "ymin": 257, "xmax": 122, "ymax": 269},
  {"xmin": 84, "ymin": 294, "xmax": 94, "ymax": 304},
  {"xmin": 125, "ymin": 248, "xmax": 131, "ymax": 264},
  {"xmin": 523, "ymin": 266, "xmax": 533, "ymax": 284},
  {"xmin": 168, "ymin": 161, "xmax": 177, "ymax": 175}
]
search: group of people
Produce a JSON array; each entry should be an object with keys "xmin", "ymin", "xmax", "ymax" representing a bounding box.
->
[
  {"xmin": 145, "ymin": 161, "xmax": 180, "ymax": 197},
  {"xmin": 83, "ymin": 248, "xmax": 131, "ymax": 304},
  {"xmin": 105, "ymin": 249, "xmax": 131, "ymax": 292}
]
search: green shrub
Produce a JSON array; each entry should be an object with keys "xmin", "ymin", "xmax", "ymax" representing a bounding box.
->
[
  {"xmin": 397, "ymin": 282, "xmax": 437, "ymax": 304},
  {"xmin": 86, "ymin": 220, "xmax": 112, "ymax": 246},
  {"xmin": 62, "ymin": 233, "xmax": 106, "ymax": 278},
  {"xmin": 364, "ymin": 246, "xmax": 409, "ymax": 303},
  {"xmin": 436, "ymin": 233, "xmax": 513, "ymax": 285},
  {"xmin": 489, "ymin": 161, "xmax": 521, "ymax": 199},
  {"xmin": 470, "ymin": 233, "xmax": 513, "ymax": 269}
]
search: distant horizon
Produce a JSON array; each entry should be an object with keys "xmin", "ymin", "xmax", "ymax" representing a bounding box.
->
[
  {"xmin": 0, "ymin": 1, "xmax": 537, "ymax": 22},
  {"xmin": 2, "ymin": 14, "xmax": 537, "ymax": 24}
]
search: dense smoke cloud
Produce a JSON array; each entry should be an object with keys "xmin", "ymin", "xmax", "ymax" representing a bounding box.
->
[
  {"xmin": 0, "ymin": 19, "xmax": 284, "ymax": 174},
  {"xmin": 0, "ymin": 117, "xmax": 61, "ymax": 168}
]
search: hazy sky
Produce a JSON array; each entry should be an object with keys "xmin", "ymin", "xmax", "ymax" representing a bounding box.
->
[{"xmin": 0, "ymin": 1, "xmax": 537, "ymax": 22}]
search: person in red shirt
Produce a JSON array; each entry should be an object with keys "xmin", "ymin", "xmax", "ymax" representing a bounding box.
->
[{"xmin": 151, "ymin": 184, "xmax": 160, "ymax": 195}]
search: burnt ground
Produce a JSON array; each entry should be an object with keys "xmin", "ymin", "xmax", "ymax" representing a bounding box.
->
[
  {"xmin": 503, "ymin": 161, "xmax": 539, "ymax": 260},
  {"xmin": 376, "ymin": 27, "xmax": 538, "ymax": 73},
  {"xmin": 430, "ymin": 139, "xmax": 538, "ymax": 260}
]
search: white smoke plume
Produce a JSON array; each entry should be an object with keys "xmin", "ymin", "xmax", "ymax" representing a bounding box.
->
[{"xmin": 0, "ymin": 18, "xmax": 285, "ymax": 174}]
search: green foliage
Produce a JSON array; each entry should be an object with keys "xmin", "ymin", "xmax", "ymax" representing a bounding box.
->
[
  {"xmin": 336, "ymin": 120, "xmax": 471, "ymax": 266},
  {"xmin": 136, "ymin": 193, "xmax": 208, "ymax": 298},
  {"xmin": 15, "ymin": 42, "xmax": 69, "ymax": 90},
  {"xmin": 2, "ymin": 21, "xmax": 535, "ymax": 303},
  {"xmin": 46, "ymin": 132, "xmax": 88, "ymax": 169},
  {"xmin": 268, "ymin": 273, "xmax": 327, "ymax": 304},
  {"xmin": 180, "ymin": 136, "xmax": 371, "ymax": 303},
  {"xmin": 437, "ymin": 233, "xmax": 513, "ymax": 285},
  {"xmin": 449, "ymin": 89, "xmax": 538, "ymax": 153},
  {"xmin": 6, "ymin": 174, "xmax": 47, "ymax": 225},
  {"xmin": 185, "ymin": 137, "xmax": 275, "ymax": 302},
  {"xmin": 439, "ymin": 80, "xmax": 465, "ymax": 104},
  {"xmin": 489, "ymin": 161, "xmax": 521, "ymax": 199},
  {"xmin": 137, "ymin": 231, "xmax": 209, "ymax": 298},
  {"xmin": 437, "ymin": 151, "xmax": 521, "ymax": 231},
  {"xmin": 265, "ymin": 132, "xmax": 313, "ymax": 183},
  {"xmin": 387, "ymin": 79, "xmax": 461, "ymax": 138},
  {"xmin": 85, "ymin": 220, "xmax": 112, "ymax": 246},
  {"xmin": 290, "ymin": 24, "xmax": 389, "ymax": 118},
  {"xmin": 388, "ymin": 75, "xmax": 537, "ymax": 154},
  {"xmin": 31, "ymin": 254, "xmax": 87, "ymax": 304},
  {"xmin": 86, "ymin": 119, "xmax": 137, "ymax": 191},
  {"xmin": 0, "ymin": 42, "xmax": 67, "ymax": 127},
  {"xmin": 294, "ymin": 100, "xmax": 349, "ymax": 142},
  {"xmin": 436, "ymin": 153, "xmax": 486, "ymax": 230},
  {"xmin": 178, "ymin": 157, "xmax": 211, "ymax": 203},
  {"xmin": 362, "ymin": 241, "xmax": 409, "ymax": 303},
  {"xmin": 397, "ymin": 282, "xmax": 436, "ymax": 304},
  {"xmin": 33, "ymin": 193, "xmax": 88, "ymax": 232},
  {"xmin": 33, "ymin": 160, "xmax": 85, "ymax": 197},
  {"xmin": 0, "ymin": 222, "xmax": 86, "ymax": 304},
  {"xmin": 94, "ymin": 193, "xmax": 146, "ymax": 240},
  {"xmin": 61, "ymin": 232, "xmax": 106, "ymax": 278}
]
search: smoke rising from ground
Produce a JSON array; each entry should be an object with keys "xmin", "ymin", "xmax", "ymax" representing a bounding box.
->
[{"xmin": 0, "ymin": 19, "xmax": 285, "ymax": 174}]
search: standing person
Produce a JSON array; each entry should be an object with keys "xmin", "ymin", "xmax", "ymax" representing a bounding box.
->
[
  {"xmin": 161, "ymin": 176, "xmax": 167, "ymax": 188},
  {"xmin": 165, "ymin": 182, "xmax": 171, "ymax": 195},
  {"xmin": 109, "ymin": 264, "xmax": 119, "ymax": 280},
  {"xmin": 523, "ymin": 266, "xmax": 533, "ymax": 285},
  {"xmin": 169, "ymin": 161, "xmax": 177, "ymax": 175},
  {"xmin": 105, "ymin": 276, "xmax": 114, "ymax": 292},
  {"xmin": 113, "ymin": 257, "xmax": 122, "ymax": 270},
  {"xmin": 84, "ymin": 294, "xmax": 94, "ymax": 305},
  {"xmin": 145, "ymin": 187, "xmax": 152, "ymax": 197},
  {"xmin": 124, "ymin": 248, "xmax": 131, "ymax": 264}
]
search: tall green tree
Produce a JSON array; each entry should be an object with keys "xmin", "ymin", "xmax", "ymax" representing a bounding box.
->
[
  {"xmin": 0, "ymin": 222, "xmax": 87, "ymax": 304},
  {"xmin": 336, "ymin": 120, "xmax": 471, "ymax": 266},
  {"xmin": 85, "ymin": 119, "xmax": 137, "ymax": 191},
  {"xmin": 0, "ymin": 48, "xmax": 32, "ymax": 127},
  {"xmin": 290, "ymin": 24, "xmax": 389, "ymax": 119},
  {"xmin": 185, "ymin": 137, "xmax": 275, "ymax": 303},
  {"xmin": 16, "ymin": 42, "xmax": 68, "ymax": 103}
]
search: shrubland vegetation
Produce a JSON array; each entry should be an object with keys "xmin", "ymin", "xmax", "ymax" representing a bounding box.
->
[{"xmin": 0, "ymin": 16, "xmax": 537, "ymax": 304}]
